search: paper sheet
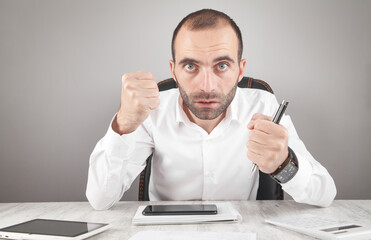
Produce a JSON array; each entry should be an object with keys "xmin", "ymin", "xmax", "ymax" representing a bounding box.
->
[{"xmin": 129, "ymin": 231, "xmax": 256, "ymax": 240}]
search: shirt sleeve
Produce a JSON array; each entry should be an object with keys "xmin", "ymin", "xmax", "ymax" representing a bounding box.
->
[
  {"xmin": 267, "ymin": 94, "xmax": 337, "ymax": 207},
  {"xmin": 86, "ymin": 114, "xmax": 153, "ymax": 210}
]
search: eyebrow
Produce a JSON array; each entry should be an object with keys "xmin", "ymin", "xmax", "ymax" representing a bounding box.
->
[
  {"xmin": 178, "ymin": 55, "xmax": 235, "ymax": 65},
  {"xmin": 213, "ymin": 56, "xmax": 235, "ymax": 64},
  {"xmin": 178, "ymin": 58, "xmax": 200, "ymax": 65}
]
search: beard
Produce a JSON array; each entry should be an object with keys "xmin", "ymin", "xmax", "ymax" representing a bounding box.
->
[{"xmin": 177, "ymin": 77, "xmax": 239, "ymax": 120}]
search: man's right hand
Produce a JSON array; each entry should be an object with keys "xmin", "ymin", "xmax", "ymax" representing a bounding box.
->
[{"xmin": 112, "ymin": 71, "xmax": 160, "ymax": 135}]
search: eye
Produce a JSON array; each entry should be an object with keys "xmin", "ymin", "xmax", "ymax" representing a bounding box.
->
[
  {"xmin": 217, "ymin": 63, "xmax": 228, "ymax": 71},
  {"xmin": 185, "ymin": 64, "xmax": 196, "ymax": 72}
]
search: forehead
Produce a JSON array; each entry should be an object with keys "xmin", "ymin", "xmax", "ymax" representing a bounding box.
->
[{"xmin": 174, "ymin": 24, "xmax": 239, "ymax": 62}]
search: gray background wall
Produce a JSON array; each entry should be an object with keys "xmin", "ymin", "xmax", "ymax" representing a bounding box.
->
[{"xmin": 0, "ymin": 0, "xmax": 370, "ymax": 202}]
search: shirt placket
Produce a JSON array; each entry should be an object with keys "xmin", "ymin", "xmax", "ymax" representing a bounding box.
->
[{"xmin": 201, "ymin": 135, "xmax": 217, "ymax": 200}]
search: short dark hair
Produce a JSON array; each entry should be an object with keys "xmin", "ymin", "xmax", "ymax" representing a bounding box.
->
[{"xmin": 171, "ymin": 9, "xmax": 243, "ymax": 62}]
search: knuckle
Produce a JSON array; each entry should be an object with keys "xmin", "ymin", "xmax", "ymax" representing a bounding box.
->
[
  {"xmin": 122, "ymin": 73, "xmax": 131, "ymax": 82},
  {"xmin": 272, "ymin": 142, "xmax": 281, "ymax": 151},
  {"xmin": 277, "ymin": 126, "xmax": 288, "ymax": 138},
  {"xmin": 122, "ymin": 80, "xmax": 131, "ymax": 91},
  {"xmin": 147, "ymin": 71, "xmax": 154, "ymax": 78},
  {"xmin": 122, "ymin": 74, "xmax": 127, "ymax": 81},
  {"xmin": 282, "ymin": 129, "xmax": 288, "ymax": 139},
  {"xmin": 277, "ymin": 128, "xmax": 284, "ymax": 137},
  {"xmin": 150, "ymin": 81, "xmax": 157, "ymax": 88},
  {"xmin": 133, "ymin": 98, "xmax": 141, "ymax": 108},
  {"xmin": 128, "ymin": 90, "xmax": 136, "ymax": 98},
  {"xmin": 252, "ymin": 113, "xmax": 260, "ymax": 120}
]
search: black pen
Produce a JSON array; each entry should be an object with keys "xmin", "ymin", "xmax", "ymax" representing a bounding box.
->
[{"xmin": 250, "ymin": 100, "xmax": 289, "ymax": 173}]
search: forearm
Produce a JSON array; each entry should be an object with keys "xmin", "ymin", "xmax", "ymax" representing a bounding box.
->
[
  {"xmin": 86, "ymin": 115, "xmax": 153, "ymax": 210},
  {"xmin": 86, "ymin": 128, "xmax": 135, "ymax": 210}
]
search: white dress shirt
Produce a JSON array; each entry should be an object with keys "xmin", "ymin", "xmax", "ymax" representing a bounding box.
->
[{"xmin": 86, "ymin": 88, "xmax": 336, "ymax": 210}]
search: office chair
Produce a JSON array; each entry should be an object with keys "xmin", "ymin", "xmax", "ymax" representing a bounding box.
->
[{"xmin": 138, "ymin": 76, "xmax": 283, "ymax": 201}]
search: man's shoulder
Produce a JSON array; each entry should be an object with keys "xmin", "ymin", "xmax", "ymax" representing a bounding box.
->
[
  {"xmin": 234, "ymin": 88, "xmax": 277, "ymax": 118},
  {"xmin": 236, "ymin": 87, "xmax": 275, "ymax": 102}
]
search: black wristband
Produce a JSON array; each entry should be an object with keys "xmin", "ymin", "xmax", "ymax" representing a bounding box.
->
[{"xmin": 270, "ymin": 147, "xmax": 299, "ymax": 184}]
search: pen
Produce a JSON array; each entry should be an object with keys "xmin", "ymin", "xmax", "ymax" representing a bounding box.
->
[{"xmin": 250, "ymin": 100, "xmax": 289, "ymax": 173}]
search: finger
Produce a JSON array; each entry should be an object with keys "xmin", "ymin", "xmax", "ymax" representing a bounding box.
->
[
  {"xmin": 248, "ymin": 119, "xmax": 274, "ymax": 134},
  {"xmin": 247, "ymin": 113, "xmax": 272, "ymax": 129},
  {"xmin": 122, "ymin": 72, "xmax": 157, "ymax": 87},
  {"xmin": 246, "ymin": 149, "xmax": 263, "ymax": 164},
  {"xmin": 132, "ymin": 71, "xmax": 157, "ymax": 81},
  {"xmin": 129, "ymin": 79, "xmax": 159, "ymax": 89},
  {"xmin": 248, "ymin": 129, "xmax": 269, "ymax": 145},
  {"xmin": 130, "ymin": 88, "xmax": 159, "ymax": 98},
  {"xmin": 246, "ymin": 139, "xmax": 267, "ymax": 156},
  {"xmin": 254, "ymin": 120, "xmax": 288, "ymax": 140},
  {"xmin": 142, "ymin": 97, "xmax": 160, "ymax": 110}
]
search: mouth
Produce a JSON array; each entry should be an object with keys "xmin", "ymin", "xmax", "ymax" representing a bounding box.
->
[{"xmin": 195, "ymin": 100, "xmax": 219, "ymax": 107}]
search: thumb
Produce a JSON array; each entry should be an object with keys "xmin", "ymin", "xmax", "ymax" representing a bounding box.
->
[{"xmin": 247, "ymin": 113, "xmax": 272, "ymax": 129}]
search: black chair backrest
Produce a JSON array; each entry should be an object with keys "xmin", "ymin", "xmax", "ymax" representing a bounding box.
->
[{"xmin": 138, "ymin": 76, "xmax": 283, "ymax": 201}]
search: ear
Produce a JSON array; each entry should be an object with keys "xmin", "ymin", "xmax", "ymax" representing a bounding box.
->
[
  {"xmin": 169, "ymin": 60, "xmax": 176, "ymax": 82},
  {"xmin": 238, "ymin": 59, "xmax": 247, "ymax": 82}
]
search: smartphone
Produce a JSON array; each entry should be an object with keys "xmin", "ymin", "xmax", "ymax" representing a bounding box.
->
[{"xmin": 142, "ymin": 204, "xmax": 217, "ymax": 216}]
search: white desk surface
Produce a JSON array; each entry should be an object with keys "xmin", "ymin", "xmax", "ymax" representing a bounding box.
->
[{"xmin": 0, "ymin": 200, "xmax": 370, "ymax": 240}]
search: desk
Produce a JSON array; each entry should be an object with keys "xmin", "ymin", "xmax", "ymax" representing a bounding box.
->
[{"xmin": 0, "ymin": 200, "xmax": 370, "ymax": 240}]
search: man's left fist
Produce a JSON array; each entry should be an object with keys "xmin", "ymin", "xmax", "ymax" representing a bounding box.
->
[{"xmin": 246, "ymin": 113, "xmax": 289, "ymax": 174}]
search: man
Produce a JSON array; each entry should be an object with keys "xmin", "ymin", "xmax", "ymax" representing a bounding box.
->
[{"xmin": 86, "ymin": 9, "xmax": 336, "ymax": 210}]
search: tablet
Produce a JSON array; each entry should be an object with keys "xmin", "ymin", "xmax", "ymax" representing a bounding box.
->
[{"xmin": 0, "ymin": 219, "xmax": 110, "ymax": 240}]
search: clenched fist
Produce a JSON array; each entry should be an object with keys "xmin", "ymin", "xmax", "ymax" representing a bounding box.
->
[
  {"xmin": 246, "ymin": 113, "xmax": 289, "ymax": 174},
  {"xmin": 112, "ymin": 71, "xmax": 160, "ymax": 135}
]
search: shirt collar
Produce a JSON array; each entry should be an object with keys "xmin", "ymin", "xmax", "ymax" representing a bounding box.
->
[{"xmin": 175, "ymin": 88, "xmax": 241, "ymax": 124}]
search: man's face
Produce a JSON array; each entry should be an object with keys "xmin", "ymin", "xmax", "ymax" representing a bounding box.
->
[{"xmin": 170, "ymin": 23, "xmax": 246, "ymax": 120}]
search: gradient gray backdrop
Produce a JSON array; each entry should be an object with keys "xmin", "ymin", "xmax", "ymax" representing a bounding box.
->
[{"xmin": 1, "ymin": 0, "xmax": 370, "ymax": 202}]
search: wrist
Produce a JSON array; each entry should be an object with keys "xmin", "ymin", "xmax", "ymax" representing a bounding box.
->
[
  {"xmin": 271, "ymin": 152, "xmax": 291, "ymax": 176},
  {"xmin": 270, "ymin": 147, "xmax": 299, "ymax": 184},
  {"xmin": 112, "ymin": 113, "xmax": 137, "ymax": 135}
]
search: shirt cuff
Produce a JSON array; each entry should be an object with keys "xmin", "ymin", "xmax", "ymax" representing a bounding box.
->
[{"xmin": 102, "ymin": 114, "xmax": 137, "ymax": 156}]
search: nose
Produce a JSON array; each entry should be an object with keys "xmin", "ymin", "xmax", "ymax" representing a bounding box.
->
[{"xmin": 199, "ymin": 69, "xmax": 216, "ymax": 92}]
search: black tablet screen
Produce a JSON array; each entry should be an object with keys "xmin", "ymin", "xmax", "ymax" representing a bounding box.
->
[{"xmin": 0, "ymin": 219, "xmax": 106, "ymax": 237}]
